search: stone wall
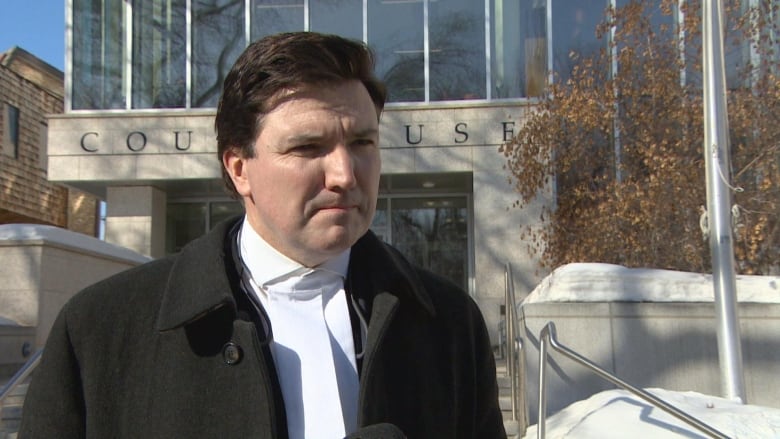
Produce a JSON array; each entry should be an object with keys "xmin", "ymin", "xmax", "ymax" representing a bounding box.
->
[{"xmin": 0, "ymin": 224, "xmax": 149, "ymax": 371}]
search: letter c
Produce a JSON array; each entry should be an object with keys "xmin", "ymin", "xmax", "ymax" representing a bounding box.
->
[{"xmin": 80, "ymin": 132, "xmax": 99, "ymax": 152}]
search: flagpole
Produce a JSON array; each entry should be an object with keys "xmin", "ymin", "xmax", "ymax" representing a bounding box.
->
[{"xmin": 702, "ymin": 0, "xmax": 746, "ymax": 403}]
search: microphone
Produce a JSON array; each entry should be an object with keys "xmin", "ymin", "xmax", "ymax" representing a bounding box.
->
[{"xmin": 343, "ymin": 423, "xmax": 406, "ymax": 439}]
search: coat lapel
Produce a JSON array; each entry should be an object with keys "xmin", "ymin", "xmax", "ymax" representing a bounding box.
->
[
  {"xmin": 347, "ymin": 230, "xmax": 435, "ymax": 317},
  {"xmin": 347, "ymin": 231, "xmax": 438, "ymax": 426},
  {"xmin": 155, "ymin": 217, "xmax": 241, "ymax": 331}
]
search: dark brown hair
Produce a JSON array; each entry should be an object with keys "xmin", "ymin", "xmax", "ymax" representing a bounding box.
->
[{"xmin": 215, "ymin": 31, "xmax": 387, "ymax": 198}]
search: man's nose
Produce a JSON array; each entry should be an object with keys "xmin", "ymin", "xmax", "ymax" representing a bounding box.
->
[{"xmin": 324, "ymin": 145, "xmax": 358, "ymax": 190}]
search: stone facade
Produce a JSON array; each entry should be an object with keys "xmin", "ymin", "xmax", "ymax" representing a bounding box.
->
[
  {"xmin": 0, "ymin": 47, "xmax": 98, "ymax": 236},
  {"xmin": 46, "ymin": 103, "xmax": 550, "ymax": 341}
]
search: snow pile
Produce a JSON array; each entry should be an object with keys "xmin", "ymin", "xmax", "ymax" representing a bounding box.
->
[
  {"xmin": 523, "ymin": 263, "xmax": 780, "ymax": 304},
  {"xmin": 522, "ymin": 388, "xmax": 780, "ymax": 438}
]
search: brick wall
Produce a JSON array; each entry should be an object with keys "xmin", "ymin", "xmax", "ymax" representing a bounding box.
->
[
  {"xmin": 67, "ymin": 188, "xmax": 99, "ymax": 236},
  {"xmin": 0, "ymin": 52, "xmax": 97, "ymax": 236}
]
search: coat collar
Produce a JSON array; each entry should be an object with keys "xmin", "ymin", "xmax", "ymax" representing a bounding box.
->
[
  {"xmin": 348, "ymin": 231, "xmax": 436, "ymax": 317},
  {"xmin": 155, "ymin": 217, "xmax": 241, "ymax": 331},
  {"xmin": 155, "ymin": 216, "xmax": 436, "ymax": 332}
]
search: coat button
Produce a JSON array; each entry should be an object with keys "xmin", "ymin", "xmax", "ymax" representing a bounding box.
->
[{"xmin": 222, "ymin": 342, "xmax": 243, "ymax": 365}]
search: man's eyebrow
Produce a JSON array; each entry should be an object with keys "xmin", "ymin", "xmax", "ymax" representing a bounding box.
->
[
  {"xmin": 285, "ymin": 133, "xmax": 324, "ymax": 145},
  {"xmin": 351, "ymin": 128, "xmax": 379, "ymax": 138},
  {"xmin": 285, "ymin": 128, "xmax": 378, "ymax": 144}
]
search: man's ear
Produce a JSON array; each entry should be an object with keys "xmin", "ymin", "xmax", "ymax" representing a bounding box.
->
[{"xmin": 223, "ymin": 148, "xmax": 251, "ymax": 197}]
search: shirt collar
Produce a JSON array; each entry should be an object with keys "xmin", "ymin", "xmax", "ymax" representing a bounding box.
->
[
  {"xmin": 155, "ymin": 215, "xmax": 436, "ymax": 332},
  {"xmin": 238, "ymin": 216, "xmax": 350, "ymax": 288}
]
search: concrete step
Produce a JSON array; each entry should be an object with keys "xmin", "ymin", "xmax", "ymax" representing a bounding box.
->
[
  {"xmin": 504, "ymin": 419, "xmax": 520, "ymax": 438},
  {"xmin": 1, "ymin": 382, "xmax": 29, "ymax": 438},
  {"xmin": 1, "ymin": 403, "xmax": 23, "ymax": 435},
  {"xmin": 1, "ymin": 384, "xmax": 27, "ymax": 406},
  {"xmin": 499, "ymin": 395, "xmax": 514, "ymax": 412}
]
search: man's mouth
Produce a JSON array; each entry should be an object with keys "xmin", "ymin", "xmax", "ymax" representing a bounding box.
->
[{"xmin": 319, "ymin": 204, "xmax": 357, "ymax": 211}]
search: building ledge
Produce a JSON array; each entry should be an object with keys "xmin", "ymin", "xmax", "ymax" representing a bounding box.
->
[{"xmin": 0, "ymin": 224, "xmax": 150, "ymax": 265}]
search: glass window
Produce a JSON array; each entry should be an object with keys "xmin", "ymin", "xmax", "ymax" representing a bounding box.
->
[
  {"xmin": 678, "ymin": 3, "xmax": 750, "ymax": 90},
  {"xmin": 251, "ymin": 0, "xmax": 304, "ymax": 40},
  {"xmin": 68, "ymin": 0, "xmax": 644, "ymax": 109},
  {"xmin": 132, "ymin": 0, "xmax": 187, "ymax": 108},
  {"xmin": 192, "ymin": 0, "xmax": 246, "ymax": 108},
  {"xmin": 2, "ymin": 104, "xmax": 19, "ymax": 158},
  {"xmin": 389, "ymin": 197, "xmax": 469, "ymax": 291},
  {"xmin": 368, "ymin": 0, "xmax": 425, "ymax": 102},
  {"xmin": 72, "ymin": 0, "xmax": 125, "ymax": 109},
  {"xmin": 491, "ymin": 0, "xmax": 546, "ymax": 98},
  {"xmin": 371, "ymin": 198, "xmax": 389, "ymax": 242},
  {"xmin": 429, "ymin": 0, "xmax": 486, "ymax": 100},
  {"xmin": 166, "ymin": 200, "xmax": 242, "ymax": 253},
  {"xmin": 609, "ymin": 0, "xmax": 678, "ymax": 91},
  {"xmin": 39, "ymin": 122, "xmax": 48, "ymax": 170},
  {"xmin": 552, "ymin": 0, "xmax": 606, "ymax": 84},
  {"xmin": 310, "ymin": 0, "xmax": 363, "ymax": 41},
  {"xmin": 723, "ymin": 1, "xmax": 754, "ymax": 89},
  {"xmin": 166, "ymin": 202, "xmax": 207, "ymax": 254},
  {"xmin": 210, "ymin": 201, "xmax": 244, "ymax": 228}
]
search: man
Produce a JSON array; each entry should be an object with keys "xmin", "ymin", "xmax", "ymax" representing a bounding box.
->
[{"xmin": 20, "ymin": 32, "xmax": 505, "ymax": 439}]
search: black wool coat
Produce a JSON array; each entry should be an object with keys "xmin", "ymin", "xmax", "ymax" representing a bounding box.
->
[{"xmin": 19, "ymin": 217, "xmax": 505, "ymax": 438}]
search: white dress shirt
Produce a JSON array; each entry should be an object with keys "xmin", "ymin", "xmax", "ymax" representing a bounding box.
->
[{"xmin": 238, "ymin": 217, "xmax": 359, "ymax": 439}]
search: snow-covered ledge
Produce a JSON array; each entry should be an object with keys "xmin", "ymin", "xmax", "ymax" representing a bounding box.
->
[
  {"xmin": 517, "ymin": 263, "xmax": 780, "ymax": 426},
  {"xmin": 0, "ymin": 224, "xmax": 150, "ymax": 265},
  {"xmin": 0, "ymin": 224, "xmax": 150, "ymax": 366},
  {"xmin": 524, "ymin": 262, "xmax": 780, "ymax": 304}
]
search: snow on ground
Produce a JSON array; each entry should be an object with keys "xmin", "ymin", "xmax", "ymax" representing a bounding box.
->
[
  {"xmin": 522, "ymin": 388, "xmax": 780, "ymax": 438},
  {"xmin": 524, "ymin": 389, "xmax": 780, "ymax": 439},
  {"xmin": 519, "ymin": 263, "xmax": 780, "ymax": 438}
]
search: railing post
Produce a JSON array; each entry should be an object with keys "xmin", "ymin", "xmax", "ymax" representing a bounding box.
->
[
  {"xmin": 537, "ymin": 324, "xmax": 550, "ymax": 439},
  {"xmin": 504, "ymin": 262, "xmax": 518, "ymax": 422}
]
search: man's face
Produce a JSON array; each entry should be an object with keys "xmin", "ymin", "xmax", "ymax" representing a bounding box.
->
[{"xmin": 224, "ymin": 80, "xmax": 381, "ymax": 267}]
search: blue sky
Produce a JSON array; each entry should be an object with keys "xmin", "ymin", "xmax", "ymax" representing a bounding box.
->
[{"xmin": 0, "ymin": 0, "xmax": 65, "ymax": 70}]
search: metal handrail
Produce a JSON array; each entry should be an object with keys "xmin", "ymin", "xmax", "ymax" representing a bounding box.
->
[
  {"xmin": 504, "ymin": 262, "xmax": 519, "ymax": 423},
  {"xmin": 503, "ymin": 263, "xmax": 529, "ymax": 436},
  {"xmin": 537, "ymin": 322, "xmax": 730, "ymax": 439},
  {"xmin": 0, "ymin": 348, "xmax": 42, "ymax": 405}
]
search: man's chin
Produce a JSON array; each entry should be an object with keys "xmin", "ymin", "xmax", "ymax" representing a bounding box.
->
[{"xmin": 313, "ymin": 226, "xmax": 366, "ymax": 252}]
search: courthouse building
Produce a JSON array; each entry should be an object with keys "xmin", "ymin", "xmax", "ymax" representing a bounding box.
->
[{"xmin": 44, "ymin": 0, "xmax": 769, "ymax": 337}]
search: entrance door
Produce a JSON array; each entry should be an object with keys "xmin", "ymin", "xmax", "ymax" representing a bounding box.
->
[{"xmin": 373, "ymin": 193, "xmax": 472, "ymax": 293}]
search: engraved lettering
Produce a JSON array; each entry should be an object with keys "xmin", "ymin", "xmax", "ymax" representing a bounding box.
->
[
  {"xmin": 405, "ymin": 124, "xmax": 424, "ymax": 145},
  {"xmin": 126, "ymin": 131, "xmax": 147, "ymax": 152},
  {"xmin": 80, "ymin": 132, "xmax": 99, "ymax": 152},
  {"xmin": 174, "ymin": 130, "xmax": 192, "ymax": 151},
  {"xmin": 502, "ymin": 122, "xmax": 515, "ymax": 142},
  {"xmin": 454, "ymin": 122, "xmax": 468, "ymax": 144}
]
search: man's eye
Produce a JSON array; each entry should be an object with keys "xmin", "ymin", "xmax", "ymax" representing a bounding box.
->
[
  {"xmin": 290, "ymin": 144, "xmax": 320, "ymax": 155},
  {"xmin": 352, "ymin": 139, "xmax": 375, "ymax": 147}
]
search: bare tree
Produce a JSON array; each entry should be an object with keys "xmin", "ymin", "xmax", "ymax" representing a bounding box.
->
[{"xmin": 501, "ymin": 0, "xmax": 779, "ymax": 275}]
